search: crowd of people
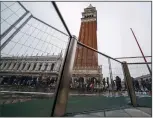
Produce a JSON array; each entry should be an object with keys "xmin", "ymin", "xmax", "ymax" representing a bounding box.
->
[
  {"xmin": 70, "ymin": 76, "xmax": 152, "ymax": 94},
  {"xmin": 69, "ymin": 76, "xmax": 123, "ymax": 93},
  {"xmin": 0, "ymin": 75, "xmax": 151, "ymax": 94},
  {"xmin": 132, "ymin": 77, "xmax": 152, "ymax": 92},
  {"xmin": 0, "ymin": 76, "xmax": 57, "ymax": 90}
]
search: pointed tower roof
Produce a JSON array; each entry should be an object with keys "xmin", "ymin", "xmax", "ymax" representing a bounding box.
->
[{"xmin": 87, "ymin": 4, "xmax": 93, "ymax": 8}]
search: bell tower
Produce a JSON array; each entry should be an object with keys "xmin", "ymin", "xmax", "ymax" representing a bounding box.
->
[{"xmin": 74, "ymin": 4, "xmax": 98, "ymax": 68}]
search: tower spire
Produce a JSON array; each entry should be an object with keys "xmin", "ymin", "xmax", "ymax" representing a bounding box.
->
[{"xmin": 88, "ymin": 4, "xmax": 93, "ymax": 8}]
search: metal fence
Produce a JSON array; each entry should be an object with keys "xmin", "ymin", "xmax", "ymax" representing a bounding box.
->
[
  {"xmin": 0, "ymin": 1, "xmax": 72, "ymax": 117},
  {"xmin": 0, "ymin": 1, "xmax": 152, "ymax": 117}
]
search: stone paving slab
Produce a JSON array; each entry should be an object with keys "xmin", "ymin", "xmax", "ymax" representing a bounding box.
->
[
  {"xmin": 136, "ymin": 107, "xmax": 152, "ymax": 115},
  {"xmin": 105, "ymin": 109, "xmax": 129, "ymax": 117},
  {"xmin": 89, "ymin": 112, "xmax": 105, "ymax": 117},
  {"xmin": 73, "ymin": 107, "xmax": 151, "ymax": 117},
  {"xmin": 124, "ymin": 108, "xmax": 151, "ymax": 117}
]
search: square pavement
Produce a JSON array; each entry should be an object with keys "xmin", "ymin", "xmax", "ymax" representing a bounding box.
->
[{"xmin": 73, "ymin": 107, "xmax": 151, "ymax": 117}]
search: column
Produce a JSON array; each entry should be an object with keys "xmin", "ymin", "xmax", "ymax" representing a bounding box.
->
[
  {"xmin": 40, "ymin": 62, "xmax": 46, "ymax": 71},
  {"xmin": 13, "ymin": 62, "xmax": 20, "ymax": 71},
  {"xmin": 23, "ymin": 62, "xmax": 30, "ymax": 71},
  {"xmin": 34, "ymin": 62, "xmax": 40, "ymax": 71},
  {"xmin": 29, "ymin": 62, "xmax": 35, "ymax": 71},
  {"xmin": 54, "ymin": 62, "xmax": 58, "ymax": 71},
  {"xmin": 46, "ymin": 63, "xmax": 52, "ymax": 71},
  {"xmin": 3, "ymin": 62, "xmax": 11, "ymax": 70},
  {"xmin": 8, "ymin": 62, "xmax": 15, "ymax": 70},
  {"xmin": 18, "ymin": 62, "xmax": 25, "ymax": 71},
  {"xmin": 0, "ymin": 62, "xmax": 6, "ymax": 70}
]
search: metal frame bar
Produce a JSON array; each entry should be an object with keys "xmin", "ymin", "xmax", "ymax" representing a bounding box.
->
[
  {"xmin": 17, "ymin": 1, "xmax": 28, "ymax": 12},
  {"xmin": 77, "ymin": 41, "xmax": 122, "ymax": 63},
  {"xmin": 17, "ymin": 2, "xmax": 69, "ymax": 37},
  {"xmin": 115, "ymin": 56, "xmax": 151, "ymax": 59},
  {"xmin": 0, "ymin": 15, "xmax": 32, "ymax": 51},
  {"xmin": 52, "ymin": 1, "xmax": 72, "ymax": 37},
  {"xmin": 32, "ymin": 16, "xmax": 69, "ymax": 37},
  {"xmin": 0, "ymin": 11, "xmax": 29, "ymax": 40},
  {"xmin": 127, "ymin": 62, "xmax": 152, "ymax": 65}
]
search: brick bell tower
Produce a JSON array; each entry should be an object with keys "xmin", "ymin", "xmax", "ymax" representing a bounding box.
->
[{"xmin": 74, "ymin": 4, "xmax": 98, "ymax": 68}]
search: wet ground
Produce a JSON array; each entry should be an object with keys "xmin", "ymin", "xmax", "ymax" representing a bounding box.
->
[{"xmin": 0, "ymin": 91, "xmax": 151, "ymax": 117}]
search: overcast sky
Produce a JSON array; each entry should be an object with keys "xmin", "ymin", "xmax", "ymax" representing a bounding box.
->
[{"xmin": 56, "ymin": 2, "xmax": 151, "ymax": 58}]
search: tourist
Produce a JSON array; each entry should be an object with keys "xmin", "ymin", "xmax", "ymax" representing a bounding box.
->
[
  {"xmin": 103, "ymin": 78, "xmax": 106, "ymax": 90},
  {"xmin": 140, "ymin": 78, "xmax": 146, "ymax": 92},
  {"xmin": 135, "ymin": 79, "xmax": 140, "ymax": 92},
  {"xmin": 115, "ymin": 76, "xmax": 122, "ymax": 95},
  {"xmin": 107, "ymin": 77, "xmax": 109, "ymax": 89},
  {"xmin": 145, "ymin": 79, "xmax": 151, "ymax": 95}
]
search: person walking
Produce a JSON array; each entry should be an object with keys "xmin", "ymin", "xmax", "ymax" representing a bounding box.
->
[
  {"xmin": 135, "ymin": 79, "xmax": 140, "ymax": 92},
  {"xmin": 103, "ymin": 78, "xmax": 106, "ymax": 91},
  {"xmin": 145, "ymin": 79, "xmax": 151, "ymax": 95},
  {"xmin": 115, "ymin": 76, "xmax": 122, "ymax": 96},
  {"xmin": 140, "ymin": 78, "xmax": 146, "ymax": 92},
  {"xmin": 107, "ymin": 77, "xmax": 109, "ymax": 89}
]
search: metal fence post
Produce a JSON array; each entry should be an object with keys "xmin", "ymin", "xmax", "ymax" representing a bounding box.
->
[
  {"xmin": 122, "ymin": 61, "xmax": 137, "ymax": 107},
  {"xmin": 52, "ymin": 36, "xmax": 77, "ymax": 117}
]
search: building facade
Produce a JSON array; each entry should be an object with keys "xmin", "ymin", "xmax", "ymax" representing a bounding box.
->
[{"xmin": 0, "ymin": 53, "xmax": 63, "ymax": 86}]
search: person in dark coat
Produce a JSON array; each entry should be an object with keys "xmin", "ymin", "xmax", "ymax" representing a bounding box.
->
[
  {"xmin": 115, "ymin": 76, "xmax": 122, "ymax": 91},
  {"xmin": 140, "ymin": 78, "xmax": 146, "ymax": 91},
  {"xmin": 103, "ymin": 78, "xmax": 106, "ymax": 90},
  {"xmin": 145, "ymin": 79, "xmax": 151, "ymax": 92},
  {"xmin": 107, "ymin": 77, "xmax": 109, "ymax": 89},
  {"xmin": 135, "ymin": 79, "xmax": 140, "ymax": 92}
]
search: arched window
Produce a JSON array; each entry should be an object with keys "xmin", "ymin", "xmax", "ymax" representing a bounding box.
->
[{"xmin": 51, "ymin": 63, "xmax": 54, "ymax": 71}]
